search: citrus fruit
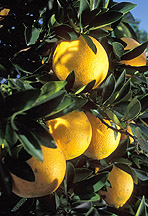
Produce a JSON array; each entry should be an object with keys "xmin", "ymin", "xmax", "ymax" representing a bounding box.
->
[
  {"xmin": 84, "ymin": 112, "xmax": 121, "ymax": 160},
  {"xmin": 46, "ymin": 110, "xmax": 92, "ymax": 160},
  {"xmin": 121, "ymin": 125, "xmax": 134, "ymax": 143},
  {"xmin": 52, "ymin": 35, "xmax": 109, "ymax": 89},
  {"xmin": 120, "ymin": 37, "xmax": 147, "ymax": 67},
  {"xmin": 0, "ymin": 8, "xmax": 10, "ymax": 21},
  {"xmin": 99, "ymin": 165, "xmax": 134, "ymax": 208},
  {"xmin": 11, "ymin": 145, "xmax": 66, "ymax": 198}
]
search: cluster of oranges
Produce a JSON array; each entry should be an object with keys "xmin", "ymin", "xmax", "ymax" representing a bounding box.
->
[{"xmin": 11, "ymin": 35, "xmax": 147, "ymax": 208}]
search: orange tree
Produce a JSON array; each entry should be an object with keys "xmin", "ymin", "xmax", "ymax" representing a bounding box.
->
[{"xmin": 0, "ymin": 0, "xmax": 148, "ymax": 215}]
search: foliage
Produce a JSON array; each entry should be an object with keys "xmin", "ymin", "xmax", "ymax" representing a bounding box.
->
[{"xmin": 0, "ymin": 0, "xmax": 148, "ymax": 215}]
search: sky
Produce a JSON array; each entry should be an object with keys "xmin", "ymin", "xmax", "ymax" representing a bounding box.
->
[{"xmin": 117, "ymin": 0, "xmax": 148, "ymax": 33}]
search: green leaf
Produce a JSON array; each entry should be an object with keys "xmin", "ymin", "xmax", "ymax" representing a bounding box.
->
[
  {"xmin": 105, "ymin": 109, "xmax": 123, "ymax": 128},
  {"xmin": 101, "ymin": 74, "xmax": 116, "ymax": 104},
  {"xmin": 65, "ymin": 70, "xmax": 75, "ymax": 92},
  {"xmin": 111, "ymin": 2, "xmax": 137, "ymax": 15},
  {"xmin": 0, "ymin": 118, "xmax": 6, "ymax": 146},
  {"xmin": 140, "ymin": 94, "xmax": 148, "ymax": 112},
  {"xmin": 136, "ymin": 127, "xmax": 148, "ymax": 152},
  {"xmin": 65, "ymin": 162, "xmax": 75, "ymax": 191},
  {"xmin": 41, "ymin": 80, "xmax": 67, "ymax": 97},
  {"xmin": 74, "ymin": 168, "xmax": 93, "ymax": 183},
  {"xmin": 0, "ymin": 163, "xmax": 12, "ymax": 196},
  {"xmin": 121, "ymin": 41, "xmax": 148, "ymax": 61},
  {"xmin": 25, "ymin": 25, "xmax": 40, "ymax": 45},
  {"xmin": 75, "ymin": 80, "xmax": 96, "ymax": 94},
  {"xmin": 112, "ymin": 42, "xmax": 124, "ymax": 60},
  {"xmin": 5, "ymin": 89, "xmax": 41, "ymax": 117},
  {"xmin": 4, "ymin": 155, "xmax": 35, "ymax": 182},
  {"xmin": 16, "ymin": 128, "xmax": 43, "ymax": 162},
  {"xmin": 106, "ymin": 139, "xmax": 130, "ymax": 163},
  {"xmin": 136, "ymin": 196, "xmax": 148, "ymax": 216},
  {"xmin": 133, "ymin": 168, "xmax": 148, "ymax": 181},
  {"xmin": 79, "ymin": 0, "xmax": 90, "ymax": 18},
  {"xmin": 25, "ymin": 90, "xmax": 65, "ymax": 119},
  {"xmin": 89, "ymin": 11, "xmax": 123, "ymax": 29},
  {"xmin": 72, "ymin": 192, "xmax": 99, "ymax": 202},
  {"xmin": 114, "ymin": 70, "xmax": 126, "ymax": 92},
  {"xmin": 74, "ymin": 172, "xmax": 109, "ymax": 196},
  {"xmin": 123, "ymin": 98, "xmax": 141, "ymax": 121},
  {"xmin": 46, "ymin": 96, "xmax": 88, "ymax": 120},
  {"xmin": 113, "ymin": 79, "xmax": 131, "ymax": 104},
  {"xmin": 82, "ymin": 34, "xmax": 97, "ymax": 54},
  {"xmin": 17, "ymin": 120, "xmax": 56, "ymax": 149}
]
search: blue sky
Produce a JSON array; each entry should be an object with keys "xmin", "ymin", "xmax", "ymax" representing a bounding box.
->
[{"xmin": 117, "ymin": 0, "xmax": 148, "ymax": 32}]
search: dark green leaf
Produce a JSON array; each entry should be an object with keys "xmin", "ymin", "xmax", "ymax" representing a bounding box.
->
[
  {"xmin": 121, "ymin": 41, "xmax": 148, "ymax": 61},
  {"xmin": 123, "ymin": 98, "xmax": 141, "ymax": 121},
  {"xmin": 133, "ymin": 168, "xmax": 148, "ymax": 181},
  {"xmin": 65, "ymin": 70, "xmax": 75, "ymax": 92},
  {"xmin": 135, "ymin": 196, "xmax": 148, "ymax": 216},
  {"xmin": 46, "ymin": 96, "xmax": 88, "ymax": 120},
  {"xmin": 75, "ymin": 80, "xmax": 96, "ymax": 94},
  {"xmin": 25, "ymin": 90, "xmax": 65, "ymax": 119},
  {"xmin": 112, "ymin": 42, "xmax": 124, "ymax": 59},
  {"xmin": 101, "ymin": 74, "xmax": 116, "ymax": 104},
  {"xmin": 0, "ymin": 118, "xmax": 6, "ymax": 146},
  {"xmin": 73, "ymin": 192, "xmax": 100, "ymax": 202},
  {"xmin": 105, "ymin": 109, "xmax": 123, "ymax": 128},
  {"xmin": 82, "ymin": 34, "xmax": 97, "ymax": 54},
  {"xmin": 5, "ymin": 89, "xmax": 41, "ymax": 117},
  {"xmin": 79, "ymin": 0, "xmax": 90, "ymax": 17},
  {"xmin": 0, "ymin": 163, "xmax": 12, "ymax": 195},
  {"xmin": 111, "ymin": 2, "xmax": 137, "ymax": 15},
  {"xmin": 74, "ymin": 172, "xmax": 109, "ymax": 196},
  {"xmin": 136, "ymin": 127, "xmax": 148, "ymax": 152},
  {"xmin": 25, "ymin": 25, "xmax": 40, "ymax": 45},
  {"xmin": 113, "ymin": 79, "xmax": 131, "ymax": 104},
  {"xmin": 89, "ymin": 28, "xmax": 110, "ymax": 39},
  {"xmin": 89, "ymin": 11, "xmax": 123, "ymax": 29},
  {"xmin": 140, "ymin": 94, "xmax": 148, "ymax": 112},
  {"xmin": 114, "ymin": 70, "xmax": 126, "ymax": 92},
  {"xmin": 65, "ymin": 162, "xmax": 75, "ymax": 191},
  {"xmin": 16, "ymin": 127, "xmax": 43, "ymax": 161},
  {"xmin": 4, "ymin": 155, "xmax": 35, "ymax": 182},
  {"xmin": 41, "ymin": 80, "xmax": 67, "ymax": 97},
  {"xmin": 74, "ymin": 168, "xmax": 93, "ymax": 183}
]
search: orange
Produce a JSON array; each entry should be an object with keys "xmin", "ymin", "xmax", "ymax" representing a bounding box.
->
[
  {"xmin": 99, "ymin": 165, "xmax": 134, "ymax": 208},
  {"xmin": 0, "ymin": 8, "xmax": 10, "ymax": 21},
  {"xmin": 46, "ymin": 110, "xmax": 92, "ymax": 160},
  {"xmin": 120, "ymin": 37, "xmax": 147, "ymax": 67},
  {"xmin": 11, "ymin": 145, "xmax": 66, "ymax": 198},
  {"xmin": 84, "ymin": 112, "xmax": 121, "ymax": 160},
  {"xmin": 52, "ymin": 35, "xmax": 109, "ymax": 89},
  {"xmin": 121, "ymin": 125, "xmax": 134, "ymax": 143}
]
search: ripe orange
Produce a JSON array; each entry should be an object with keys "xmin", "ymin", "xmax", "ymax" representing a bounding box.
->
[
  {"xmin": 0, "ymin": 8, "xmax": 10, "ymax": 21},
  {"xmin": 11, "ymin": 145, "xmax": 66, "ymax": 198},
  {"xmin": 121, "ymin": 125, "xmax": 134, "ymax": 143},
  {"xmin": 84, "ymin": 112, "xmax": 121, "ymax": 160},
  {"xmin": 120, "ymin": 37, "xmax": 147, "ymax": 67},
  {"xmin": 52, "ymin": 35, "xmax": 109, "ymax": 89},
  {"xmin": 99, "ymin": 165, "xmax": 134, "ymax": 208},
  {"xmin": 46, "ymin": 110, "xmax": 92, "ymax": 160}
]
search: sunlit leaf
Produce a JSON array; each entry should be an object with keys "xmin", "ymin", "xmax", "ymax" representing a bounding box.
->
[
  {"xmin": 111, "ymin": 2, "xmax": 137, "ymax": 15},
  {"xmin": 135, "ymin": 196, "xmax": 148, "ymax": 216}
]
